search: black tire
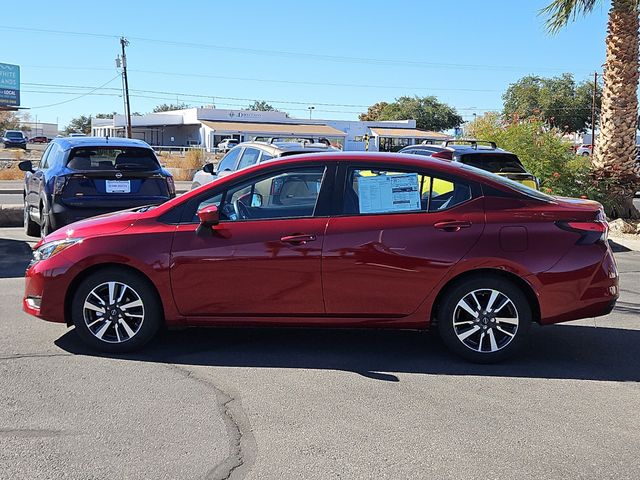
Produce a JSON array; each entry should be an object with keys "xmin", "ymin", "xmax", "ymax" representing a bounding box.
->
[
  {"xmin": 71, "ymin": 267, "xmax": 162, "ymax": 353},
  {"xmin": 24, "ymin": 202, "xmax": 40, "ymax": 237},
  {"xmin": 437, "ymin": 276, "xmax": 532, "ymax": 363}
]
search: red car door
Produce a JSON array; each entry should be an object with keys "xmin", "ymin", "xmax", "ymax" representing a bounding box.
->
[
  {"xmin": 322, "ymin": 166, "xmax": 485, "ymax": 316},
  {"xmin": 170, "ymin": 165, "xmax": 329, "ymax": 317}
]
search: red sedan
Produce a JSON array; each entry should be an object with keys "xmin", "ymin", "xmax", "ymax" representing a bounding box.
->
[{"xmin": 23, "ymin": 153, "xmax": 618, "ymax": 362}]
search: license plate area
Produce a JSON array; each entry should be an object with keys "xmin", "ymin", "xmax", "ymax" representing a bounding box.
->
[{"xmin": 105, "ymin": 180, "xmax": 131, "ymax": 193}]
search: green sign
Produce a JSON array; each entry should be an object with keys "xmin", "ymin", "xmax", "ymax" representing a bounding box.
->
[{"xmin": 0, "ymin": 63, "xmax": 20, "ymax": 107}]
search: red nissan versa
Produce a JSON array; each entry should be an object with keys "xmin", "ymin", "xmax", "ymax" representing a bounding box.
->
[{"xmin": 23, "ymin": 152, "xmax": 618, "ymax": 363}]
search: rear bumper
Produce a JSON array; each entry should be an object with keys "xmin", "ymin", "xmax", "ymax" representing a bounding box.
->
[
  {"xmin": 49, "ymin": 197, "xmax": 168, "ymax": 230},
  {"xmin": 532, "ymin": 242, "xmax": 619, "ymax": 324}
]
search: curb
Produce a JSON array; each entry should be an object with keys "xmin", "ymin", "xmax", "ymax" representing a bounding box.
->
[
  {"xmin": 0, "ymin": 204, "xmax": 23, "ymax": 227},
  {"xmin": 609, "ymin": 235, "xmax": 640, "ymax": 252},
  {"xmin": 0, "ymin": 189, "xmax": 22, "ymax": 195}
]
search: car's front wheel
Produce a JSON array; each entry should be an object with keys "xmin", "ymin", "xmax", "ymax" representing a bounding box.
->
[
  {"xmin": 437, "ymin": 276, "xmax": 532, "ymax": 363},
  {"xmin": 71, "ymin": 268, "xmax": 162, "ymax": 353},
  {"xmin": 24, "ymin": 202, "xmax": 40, "ymax": 237}
]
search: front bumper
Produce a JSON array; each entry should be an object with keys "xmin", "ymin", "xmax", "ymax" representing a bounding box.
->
[{"xmin": 23, "ymin": 252, "xmax": 75, "ymax": 324}]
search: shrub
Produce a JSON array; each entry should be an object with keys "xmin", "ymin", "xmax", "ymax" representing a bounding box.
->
[{"xmin": 468, "ymin": 113, "xmax": 610, "ymax": 201}]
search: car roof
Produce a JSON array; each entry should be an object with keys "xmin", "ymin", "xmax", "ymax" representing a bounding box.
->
[
  {"xmin": 52, "ymin": 136, "xmax": 153, "ymax": 150},
  {"xmin": 236, "ymin": 141, "xmax": 334, "ymax": 156},
  {"xmin": 446, "ymin": 144, "xmax": 513, "ymax": 155}
]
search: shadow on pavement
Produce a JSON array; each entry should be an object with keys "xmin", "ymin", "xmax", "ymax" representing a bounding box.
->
[
  {"xmin": 55, "ymin": 322, "xmax": 640, "ymax": 383},
  {"xmin": 0, "ymin": 239, "xmax": 31, "ymax": 279}
]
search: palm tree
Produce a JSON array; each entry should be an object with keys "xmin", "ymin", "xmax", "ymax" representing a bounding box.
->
[{"xmin": 543, "ymin": 0, "xmax": 640, "ymax": 218}]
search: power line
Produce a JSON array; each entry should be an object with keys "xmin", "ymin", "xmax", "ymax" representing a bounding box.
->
[
  {"xmin": 28, "ymin": 75, "xmax": 121, "ymax": 109},
  {"xmin": 0, "ymin": 24, "xmax": 597, "ymax": 73}
]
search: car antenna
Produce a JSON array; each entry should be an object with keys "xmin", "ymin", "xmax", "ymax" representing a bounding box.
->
[{"xmin": 105, "ymin": 134, "xmax": 109, "ymax": 143}]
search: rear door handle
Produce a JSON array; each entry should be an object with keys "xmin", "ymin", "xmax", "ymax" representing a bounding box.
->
[
  {"xmin": 281, "ymin": 234, "xmax": 317, "ymax": 245},
  {"xmin": 434, "ymin": 220, "xmax": 472, "ymax": 232}
]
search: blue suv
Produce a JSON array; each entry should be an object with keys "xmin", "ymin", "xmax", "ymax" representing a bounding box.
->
[{"xmin": 19, "ymin": 137, "xmax": 175, "ymax": 238}]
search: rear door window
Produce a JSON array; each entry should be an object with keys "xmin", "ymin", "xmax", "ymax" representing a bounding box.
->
[
  {"xmin": 344, "ymin": 167, "xmax": 472, "ymax": 215},
  {"xmin": 66, "ymin": 147, "xmax": 159, "ymax": 171},
  {"xmin": 236, "ymin": 147, "xmax": 261, "ymax": 170}
]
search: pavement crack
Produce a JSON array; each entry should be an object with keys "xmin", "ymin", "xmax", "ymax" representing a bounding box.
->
[
  {"xmin": 161, "ymin": 363, "xmax": 256, "ymax": 480},
  {"xmin": 0, "ymin": 352, "xmax": 73, "ymax": 361}
]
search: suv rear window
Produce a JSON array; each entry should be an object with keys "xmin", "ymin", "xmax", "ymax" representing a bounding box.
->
[
  {"xmin": 66, "ymin": 147, "xmax": 160, "ymax": 171},
  {"xmin": 459, "ymin": 153, "xmax": 526, "ymax": 174}
]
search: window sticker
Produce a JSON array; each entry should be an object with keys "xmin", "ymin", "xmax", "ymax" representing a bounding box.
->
[{"xmin": 357, "ymin": 172, "xmax": 421, "ymax": 214}]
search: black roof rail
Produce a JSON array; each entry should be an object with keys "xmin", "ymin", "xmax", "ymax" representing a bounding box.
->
[{"xmin": 444, "ymin": 139, "xmax": 497, "ymax": 149}]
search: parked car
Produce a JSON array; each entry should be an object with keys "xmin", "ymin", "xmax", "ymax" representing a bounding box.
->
[
  {"xmin": 216, "ymin": 138, "xmax": 239, "ymax": 153},
  {"xmin": 19, "ymin": 137, "xmax": 175, "ymax": 239},
  {"xmin": 576, "ymin": 144, "xmax": 592, "ymax": 156},
  {"xmin": 23, "ymin": 152, "xmax": 617, "ymax": 362},
  {"xmin": 3, "ymin": 130, "xmax": 27, "ymax": 149},
  {"xmin": 421, "ymin": 140, "xmax": 539, "ymax": 190},
  {"xmin": 398, "ymin": 144, "xmax": 447, "ymax": 157},
  {"xmin": 29, "ymin": 136, "xmax": 50, "ymax": 144},
  {"xmin": 191, "ymin": 141, "xmax": 334, "ymax": 189},
  {"xmin": 67, "ymin": 132, "xmax": 87, "ymax": 138}
]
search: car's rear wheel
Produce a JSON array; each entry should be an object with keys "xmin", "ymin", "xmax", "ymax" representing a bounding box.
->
[
  {"xmin": 437, "ymin": 276, "xmax": 531, "ymax": 363},
  {"xmin": 71, "ymin": 268, "xmax": 162, "ymax": 353},
  {"xmin": 24, "ymin": 202, "xmax": 40, "ymax": 237}
]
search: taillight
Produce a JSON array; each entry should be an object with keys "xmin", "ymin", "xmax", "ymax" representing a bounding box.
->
[
  {"xmin": 431, "ymin": 151, "xmax": 452, "ymax": 160},
  {"xmin": 556, "ymin": 218, "xmax": 608, "ymax": 245},
  {"xmin": 53, "ymin": 176, "xmax": 67, "ymax": 195},
  {"xmin": 166, "ymin": 176, "xmax": 175, "ymax": 196}
]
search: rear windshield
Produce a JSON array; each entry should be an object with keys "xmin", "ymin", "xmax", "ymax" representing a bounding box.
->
[
  {"xmin": 66, "ymin": 147, "xmax": 160, "ymax": 171},
  {"xmin": 459, "ymin": 153, "xmax": 526, "ymax": 174},
  {"xmin": 5, "ymin": 131, "xmax": 24, "ymax": 139}
]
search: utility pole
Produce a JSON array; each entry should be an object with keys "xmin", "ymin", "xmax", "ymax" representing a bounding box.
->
[
  {"xmin": 120, "ymin": 37, "xmax": 132, "ymax": 138},
  {"xmin": 591, "ymin": 71, "xmax": 598, "ymax": 154}
]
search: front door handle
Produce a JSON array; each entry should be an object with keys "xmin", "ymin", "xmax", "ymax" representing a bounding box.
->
[
  {"xmin": 281, "ymin": 234, "xmax": 317, "ymax": 245},
  {"xmin": 434, "ymin": 220, "xmax": 472, "ymax": 232}
]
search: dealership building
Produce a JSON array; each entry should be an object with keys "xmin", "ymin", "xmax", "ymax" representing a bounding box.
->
[{"xmin": 91, "ymin": 108, "xmax": 450, "ymax": 151}]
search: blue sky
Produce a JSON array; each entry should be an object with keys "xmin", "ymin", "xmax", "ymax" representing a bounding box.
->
[{"xmin": 1, "ymin": 0, "xmax": 609, "ymax": 129}]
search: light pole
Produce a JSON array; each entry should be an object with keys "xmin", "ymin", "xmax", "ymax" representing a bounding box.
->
[{"xmin": 308, "ymin": 106, "xmax": 315, "ymax": 119}]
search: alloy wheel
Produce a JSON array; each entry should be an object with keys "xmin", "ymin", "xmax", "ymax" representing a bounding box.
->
[
  {"xmin": 452, "ymin": 288, "xmax": 519, "ymax": 353},
  {"xmin": 82, "ymin": 281, "xmax": 145, "ymax": 344}
]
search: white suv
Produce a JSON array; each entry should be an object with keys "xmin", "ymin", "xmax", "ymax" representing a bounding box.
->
[{"xmin": 217, "ymin": 138, "xmax": 239, "ymax": 153}]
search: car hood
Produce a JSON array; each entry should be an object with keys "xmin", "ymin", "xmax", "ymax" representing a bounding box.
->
[{"xmin": 36, "ymin": 209, "xmax": 141, "ymax": 247}]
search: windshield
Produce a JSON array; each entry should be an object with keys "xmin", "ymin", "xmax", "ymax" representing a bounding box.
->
[
  {"xmin": 5, "ymin": 131, "xmax": 24, "ymax": 139},
  {"xmin": 460, "ymin": 153, "xmax": 526, "ymax": 174},
  {"xmin": 459, "ymin": 163, "xmax": 554, "ymax": 202},
  {"xmin": 66, "ymin": 146, "xmax": 160, "ymax": 171}
]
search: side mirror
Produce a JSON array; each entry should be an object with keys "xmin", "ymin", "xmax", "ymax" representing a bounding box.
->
[
  {"xmin": 18, "ymin": 160, "xmax": 34, "ymax": 173},
  {"xmin": 196, "ymin": 205, "xmax": 219, "ymax": 236},
  {"xmin": 202, "ymin": 163, "xmax": 215, "ymax": 174}
]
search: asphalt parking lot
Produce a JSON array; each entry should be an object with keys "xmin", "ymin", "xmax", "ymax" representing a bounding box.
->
[{"xmin": 0, "ymin": 227, "xmax": 639, "ymax": 479}]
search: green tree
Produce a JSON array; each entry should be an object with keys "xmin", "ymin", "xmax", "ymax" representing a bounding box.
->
[
  {"xmin": 247, "ymin": 100, "xmax": 277, "ymax": 111},
  {"xmin": 359, "ymin": 96, "xmax": 462, "ymax": 131},
  {"xmin": 359, "ymin": 102, "xmax": 389, "ymax": 121},
  {"xmin": 64, "ymin": 115, "xmax": 92, "ymax": 135},
  {"xmin": 152, "ymin": 103, "xmax": 189, "ymax": 113},
  {"xmin": 542, "ymin": 0, "xmax": 640, "ymax": 218},
  {"xmin": 503, "ymin": 73, "xmax": 601, "ymax": 132}
]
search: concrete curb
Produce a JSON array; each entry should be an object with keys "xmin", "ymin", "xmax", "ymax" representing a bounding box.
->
[
  {"xmin": 609, "ymin": 235, "xmax": 640, "ymax": 252},
  {"xmin": 0, "ymin": 189, "xmax": 22, "ymax": 194},
  {"xmin": 0, "ymin": 204, "xmax": 23, "ymax": 227}
]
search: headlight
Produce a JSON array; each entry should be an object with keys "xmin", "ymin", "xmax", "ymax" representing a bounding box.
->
[{"xmin": 31, "ymin": 238, "xmax": 83, "ymax": 265}]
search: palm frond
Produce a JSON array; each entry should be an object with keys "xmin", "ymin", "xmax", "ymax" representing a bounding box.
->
[{"xmin": 540, "ymin": 0, "xmax": 600, "ymax": 33}]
